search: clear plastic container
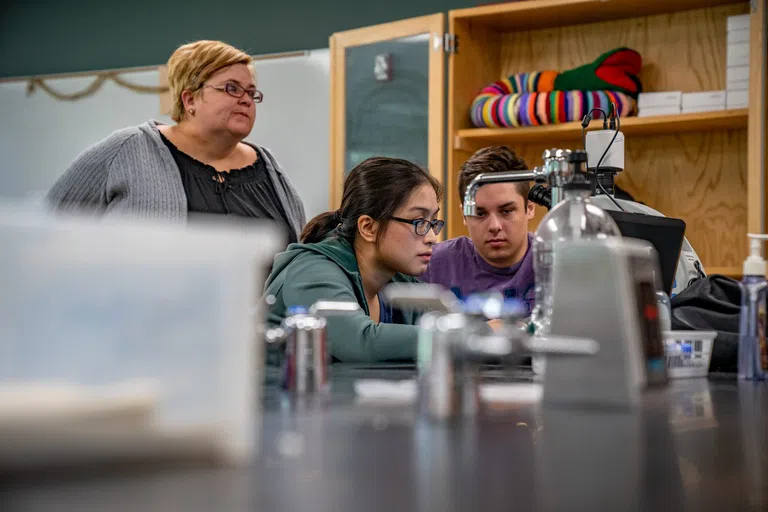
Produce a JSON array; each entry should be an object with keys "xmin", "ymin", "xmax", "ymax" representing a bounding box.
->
[
  {"xmin": 531, "ymin": 195, "xmax": 621, "ymax": 328},
  {"xmin": 531, "ymin": 151, "xmax": 621, "ymax": 375},
  {"xmin": 663, "ymin": 331, "xmax": 717, "ymax": 379},
  {"xmin": 0, "ymin": 207, "xmax": 282, "ymax": 467}
]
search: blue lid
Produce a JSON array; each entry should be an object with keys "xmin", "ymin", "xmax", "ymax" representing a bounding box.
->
[
  {"xmin": 462, "ymin": 294, "xmax": 490, "ymax": 315},
  {"xmin": 462, "ymin": 293, "xmax": 525, "ymax": 318},
  {"xmin": 500, "ymin": 298, "xmax": 526, "ymax": 317},
  {"xmin": 286, "ymin": 305, "xmax": 308, "ymax": 316}
]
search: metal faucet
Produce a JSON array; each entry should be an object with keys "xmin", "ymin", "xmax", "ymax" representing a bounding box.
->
[
  {"xmin": 462, "ymin": 149, "xmax": 572, "ymax": 216},
  {"xmin": 383, "ymin": 284, "xmax": 527, "ymax": 421},
  {"xmin": 540, "ymin": 148, "xmax": 572, "ymax": 208},
  {"xmin": 266, "ymin": 300, "xmax": 360, "ymax": 395},
  {"xmin": 383, "ymin": 283, "xmax": 602, "ymax": 418},
  {"xmin": 463, "ymin": 170, "xmax": 539, "ymax": 217}
]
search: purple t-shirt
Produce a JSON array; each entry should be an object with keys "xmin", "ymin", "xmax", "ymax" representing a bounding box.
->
[{"xmin": 419, "ymin": 234, "xmax": 536, "ymax": 315}]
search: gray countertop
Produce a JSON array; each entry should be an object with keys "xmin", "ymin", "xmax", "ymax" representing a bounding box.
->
[{"xmin": 2, "ymin": 366, "xmax": 767, "ymax": 511}]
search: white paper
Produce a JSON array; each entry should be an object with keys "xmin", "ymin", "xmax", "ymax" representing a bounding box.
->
[{"xmin": 353, "ymin": 379, "xmax": 543, "ymax": 405}]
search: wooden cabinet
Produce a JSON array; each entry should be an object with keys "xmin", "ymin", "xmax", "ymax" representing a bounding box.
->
[{"xmin": 331, "ymin": 0, "xmax": 767, "ymax": 276}]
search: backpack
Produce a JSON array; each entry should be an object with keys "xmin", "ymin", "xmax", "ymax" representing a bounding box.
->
[{"xmin": 670, "ymin": 275, "xmax": 741, "ymax": 373}]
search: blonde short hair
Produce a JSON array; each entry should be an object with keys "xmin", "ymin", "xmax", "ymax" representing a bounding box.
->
[{"xmin": 167, "ymin": 40, "xmax": 253, "ymax": 122}]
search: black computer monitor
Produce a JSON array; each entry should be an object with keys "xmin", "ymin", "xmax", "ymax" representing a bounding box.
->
[{"xmin": 605, "ymin": 210, "xmax": 686, "ymax": 296}]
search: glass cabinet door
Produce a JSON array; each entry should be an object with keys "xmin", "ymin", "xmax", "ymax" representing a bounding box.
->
[{"xmin": 329, "ymin": 14, "xmax": 445, "ymax": 213}]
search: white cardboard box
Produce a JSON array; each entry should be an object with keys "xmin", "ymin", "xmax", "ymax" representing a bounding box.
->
[
  {"xmin": 727, "ymin": 28, "xmax": 750, "ymax": 44},
  {"xmin": 727, "ymin": 65, "xmax": 750, "ymax": 82},
  {"xmin": 727, "ymin": 79, "xmax": 750, "ymax": 91},
  {"xmin": 727, "ymin": 42, "xmax": 751, "ymax": 67},
  {"xmin": 727, "ymin": 14, "xmax": 750, "ymax": 32},
  {"xmin": 638, "ymin": 91, "xmax": 682, "ymax": 109},
  {"xmin": 726, "ymin": 90, "xmax": 749, "ymax": 109},
  {"xmin": 682, "ymin": 105, "xmax": 727, "ymax": 114},
  {"xmin": 638, "ymin": 106, "xmax": 681, "ymax": 117},
  {"xmin": 682, "ymin": 91, "xmax": 726, "ymax": 109},
  {"xmin": 727, "ymin": 66, "xmax": 750, "ymax": 91}
]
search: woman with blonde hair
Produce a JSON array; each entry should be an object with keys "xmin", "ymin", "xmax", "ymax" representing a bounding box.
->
[{"xmin": 47, "ymin": 40, "xmax": 305, "ymax": 243}]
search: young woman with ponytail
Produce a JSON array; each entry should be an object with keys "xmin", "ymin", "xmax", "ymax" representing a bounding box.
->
[{"xmin": 263, "ymin": 157, "xmax": 443, "ymax": 363}]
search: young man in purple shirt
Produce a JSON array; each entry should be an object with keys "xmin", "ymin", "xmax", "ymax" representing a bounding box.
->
[{"xmin": 420, "ymin": 146, "xmax": 536, "ymax": 315}]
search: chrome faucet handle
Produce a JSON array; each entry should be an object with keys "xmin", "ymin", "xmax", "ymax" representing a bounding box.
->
[
  {"xmin": 416, "ymin": 311, "xmax": 486, "ymax": 421},
  {"xmin": 532, "ymin": 165, "xmax": 549, "ymax": 184},
  {"xmin": 524, "ymin": 335, "xmax": 599, "ymax": 356},
  {"xmin": 269, "ymin": 300, "xmax": 360, "ymax": 395},
  {"xmin": 415, "ymin": 294, "xmax": 532, "ymax": 421},
  {"xmin": 464, "ymin": 330, "xmax": 525, "ymax": 361},
  {"xmin": 461, "ymin": 295, "xmax": 530, "ymax": 365}
]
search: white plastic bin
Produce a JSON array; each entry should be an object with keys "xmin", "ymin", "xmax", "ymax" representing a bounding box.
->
[
  {"xmin": 0, "ymin": 206, "xmax": 282, "ymax": 467},
  {"xmin": 663, "ymin": 331, "xmax": 717, "ymax": 379}
]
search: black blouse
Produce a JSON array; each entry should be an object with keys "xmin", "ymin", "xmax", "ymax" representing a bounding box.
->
[{"xmin": 160, "ymin": 133, "xmax": 297, "ymax": 244}]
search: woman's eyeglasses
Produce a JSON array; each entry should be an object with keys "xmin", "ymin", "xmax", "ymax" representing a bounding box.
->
[
  {"xmin": 201, "ymin": 82, "xmax": 264, "ymax": 103},
  {"xmin": 391, "ymin": 217, "xmax": 444, "ymax": 236}
]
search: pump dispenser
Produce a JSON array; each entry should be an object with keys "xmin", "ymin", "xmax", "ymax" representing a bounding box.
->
[
  {"xmin": 738, "ymin": 234, "xmax": 768, "ymax": 380},
  {"xmin": 743, "ymin": 234, "xmax": 768, "ymax": 276}
]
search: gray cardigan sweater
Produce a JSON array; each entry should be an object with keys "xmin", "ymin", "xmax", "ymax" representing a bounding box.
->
[{"xmin": 46, "ymin": 120, "xmax": 306, "ymax": 239}]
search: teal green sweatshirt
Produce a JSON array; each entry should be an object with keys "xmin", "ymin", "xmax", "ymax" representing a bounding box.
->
[{"xmin": 263, "ymin": 235, "xmax": 421, "ymax": 363}]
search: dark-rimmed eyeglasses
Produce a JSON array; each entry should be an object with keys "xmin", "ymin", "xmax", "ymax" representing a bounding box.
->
[
  {"xmin": 201, "ymin": 83, "xmax": 263, "ymax": 103},
  {"xmin": 391, "ymin": 217, "xmax": 444, "ymax": 236}
]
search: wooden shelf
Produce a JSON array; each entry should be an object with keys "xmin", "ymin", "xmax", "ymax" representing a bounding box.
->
[
  {"xmin": 450, "ymin": 0, "xmax": 745, "ymax": 30},
  {"xmin": 445, "ymin": 0, "xmax": 763, "ymax": 272},
  {"xmin": 455, "ymin": 109, "xmax": 748, "ymax": 149},
  {"xmin": 706, "ymin": 267, "xmax": 742, "ymax": 278}
]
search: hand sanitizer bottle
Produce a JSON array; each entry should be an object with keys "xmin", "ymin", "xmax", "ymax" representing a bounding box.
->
[{"xmin": 738, "ymin": 234, "xmax": 768, "ymax": 380}]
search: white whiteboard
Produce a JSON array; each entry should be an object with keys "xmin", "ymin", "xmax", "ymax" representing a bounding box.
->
[{"xmin": 0, "ymin": 49, "xmax": 329, "ymax": 219}]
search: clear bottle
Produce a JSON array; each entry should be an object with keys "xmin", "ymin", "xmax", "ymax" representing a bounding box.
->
[
  {"xmin": 531, "ymin": 149, "xmax": 621, "ymax": 375},
  {"xmin": 738, "ymin": 234, "xmax": 768, "ymax": 381}
]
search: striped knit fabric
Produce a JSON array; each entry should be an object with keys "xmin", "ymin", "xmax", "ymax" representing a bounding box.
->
[
  {"xmin": 483, "ymin": 71, "xmax": 559, "ymax": 95},
  {"xmin": 470, "ymin": 88, "xmax": 637, "ymax": 128}
]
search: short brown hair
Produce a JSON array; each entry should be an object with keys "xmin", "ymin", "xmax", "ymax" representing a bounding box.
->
[
  {"xmin": 167, "ymin": 40, "xmax": 254, "ymax": 122},
  {"xmin": 458, "ymin": 146, "xmax": 530, "ymax": 205}
]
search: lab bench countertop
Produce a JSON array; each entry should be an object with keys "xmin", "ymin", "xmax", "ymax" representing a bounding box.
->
[{"xmin": 2, "ymin": 365, "xmax": 767, "ymax": 512}]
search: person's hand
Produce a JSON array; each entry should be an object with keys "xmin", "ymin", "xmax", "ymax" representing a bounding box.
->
[{"xmin": 487, "ymin": 319, "xmax": 504, "ymax": 332}]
